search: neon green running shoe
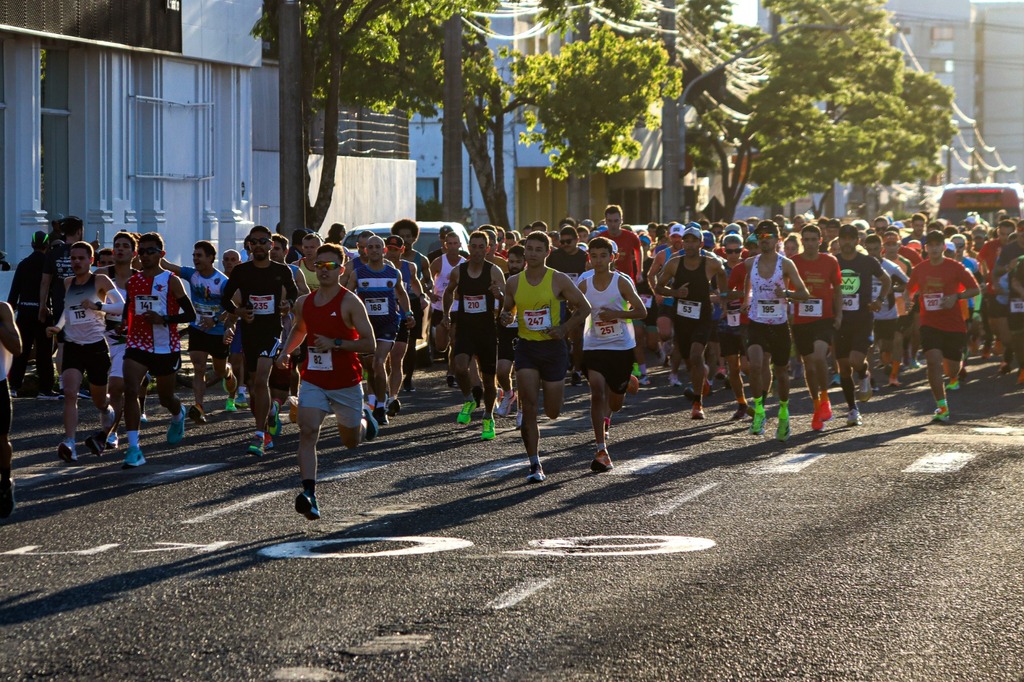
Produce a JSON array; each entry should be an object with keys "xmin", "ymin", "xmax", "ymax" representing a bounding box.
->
[
  {"xmin": 456, "ymin": 400, "xmax": 475, "ymax": 425},
  {"xmin": 482, "ymin": 418, "xmax": 495, "ymax": 441}
]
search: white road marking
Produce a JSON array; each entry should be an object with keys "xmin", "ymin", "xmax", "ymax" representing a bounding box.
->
[
  {"xmin": 319, "ymin": 461, "xmax": 390, "ymax": 483},
  {"xmin": 2, "ymin": 544, "xmax": 121, "ymax": 556},
  {"xmin": 453, "ymin": 458, "xmax": 525, "ymax": 481},
  {"xmin": 488, "ymin": 578, "xmax": 554, "ymax": 610},
  {"xmin": 609, "ymin": 452, "xmax": 697, "ymax": 476},
  {"xmin": 181, "ymin": 491, "xmax": 284, "ymax": 525},
  {"xmin": 17, "ymin": 467, "xmax": 88, "ymax": 487},
  {"xmin": 508, "ymin": 535, "xmax": 716, "ymax": 557},
  {"xmin": 130, "ymin": 541, "xmax": 234, "ymax": 554},
  {"xmin": 258, "ymin": 536, "xmax": 474, "ymax": 559},
  {"xmin": 903, "ymin": 452, "xmax": 975, "ymax": 474},
  {"xmin": 345, "ymin": 634, "xmax": 432, "ymax": 655},
  {"xmin": 135, "ymin": 463, "xmax": 229, "ymax": 485},
  {"xmin": 750, "ymin": 451, "xmax": 829, "ymax": 474},
  {"xmin": 972, "ymin": 427, "xmax": 1024, "ymax": 436},
  {"xmin": 648, "ymin": 482, "xmax": 721, "ymax": 516}
]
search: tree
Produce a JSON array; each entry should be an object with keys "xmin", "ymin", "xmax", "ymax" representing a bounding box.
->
[
  {"xmin": 745, "ymin": 0, "xmax": 955, "ymax": 213},
  {"xmin": 512, "ymin": 25, "xmax": 681, "ymax": 180}
]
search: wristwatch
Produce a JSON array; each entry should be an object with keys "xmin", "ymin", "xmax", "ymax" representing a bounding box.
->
[{"xmin": 334, "ymin": 337, "xmax": 342, "ymax": 348}]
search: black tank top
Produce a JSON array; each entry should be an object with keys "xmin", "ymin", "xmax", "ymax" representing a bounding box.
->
[
  {"xmin": 456, "ymin": 261, "xmax": 495, "ymax": 325},
  {"xmin": 670, "ymin": 255, "xmax": 711, "ymax": 322}
]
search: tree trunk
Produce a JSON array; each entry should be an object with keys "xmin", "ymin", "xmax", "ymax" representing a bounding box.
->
[
  {"xmin": 309, "ymin": 40, "xmax": 342, "ymax": 231},
  {"xmin": 462, "ymin": 101, "xmax": 511, "ymax": 230}
]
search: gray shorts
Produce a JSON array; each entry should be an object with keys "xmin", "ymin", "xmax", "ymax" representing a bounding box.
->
[{"xmin": 298, "ymin": 381, "xmax": 364, "ymax": 429}]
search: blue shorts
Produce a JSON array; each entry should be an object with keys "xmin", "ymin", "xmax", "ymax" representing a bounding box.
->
[
  {"xmin": 369, "ymin": 317, "xmax": 398, "ymax": 343},
  {"xmin": 229, "ymin": 321, "xmax": 243, "ymax": 354},
  {"xmin": 514, "ymin": 339, "xmax": 569, "ymax": 383}
]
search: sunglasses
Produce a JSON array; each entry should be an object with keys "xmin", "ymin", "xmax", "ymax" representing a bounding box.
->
[
  {"xmin": 724, "ymin": 248, "xmax": 742, "ymax": 254},
  {"xmin": 250, "ymin": 237, "xmax": 271, "ymax": 245},
  {"xmin": 314, "ymin": 261, "xmax": 341, "ymax": 271},
  {"xmin": 137, "ymin": 247, "xmax": 161, "ymax": 256}
]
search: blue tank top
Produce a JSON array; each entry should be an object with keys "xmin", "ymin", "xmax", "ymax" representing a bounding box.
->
[{"xmin": 354, "ymin": 260, "xmax": 402, "ymax": 328}]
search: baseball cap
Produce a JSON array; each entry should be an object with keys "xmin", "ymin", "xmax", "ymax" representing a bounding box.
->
[
  {"xmin": 925, "ymin": 230, "xmax": 945, "ymax": 246},
  {"xmin": 639, "ymin": 234, "xmax": 651, "ymax": 247},
  {"xmin": 745, "ymin": 233, "xmax": 759, "ymax": 247},
  {"xmin": 755, "ymin": 220, "xmax": 779, "ymax": 237},
  {"xmin": 580, "ymin": 219, "xmax": 595, "ymax": 229},
  {"xmin": 385, "ymin": 235, "xmax": 404, "ymax": 249},
  {"xmin": 669, "ymin": 223, "xmax": 685, "ymax": 237},
  {"xmin": 439, "ymin": 224, "xmax": 454, "ymax": 235},
  {"xmin": 702, "ymin": 231, "xmax": 716, "ymax": 249},
  {"xmin": 838, "ymin": 224, "xmax": 859, "ymax": 240},
  {"xmin": 682, "ymin": 225, "xmax": 703, "ymax": 240},
  {"xmin": 31, "ymin": 231, "xmax": 48, "ymax": 248},
  {"xmin": 964, "ymin": 215, "xmax": 978, "ymax": 225},
  {"xmin": 724, "ymin": 223, "xmax": 741, "ymax": 235}
]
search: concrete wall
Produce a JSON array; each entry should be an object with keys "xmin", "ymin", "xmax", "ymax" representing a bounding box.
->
[{"xmin": 975, "ymin": 3, "xmax": 1024, "ymax": 184}]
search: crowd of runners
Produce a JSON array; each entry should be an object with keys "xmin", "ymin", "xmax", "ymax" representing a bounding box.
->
[{"xmin": 0, "ymin": 206, "xmax": 1022, "ymax": 521}]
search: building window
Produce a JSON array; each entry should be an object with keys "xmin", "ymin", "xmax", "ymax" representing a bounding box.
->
[
  {"xmin": 40, "ymin": 49, "xmax": 70, "ymax": 222},
  {"xmin": 416, "ymin": 178, "xmax": 439, "ymax": 202},
  {"xmin": 931, "ymin": 26, "xmax": 955, "ymax": 42},
  {"xmin": 930, "ymin": 58, "xmax": 954, "ymax": 74}
]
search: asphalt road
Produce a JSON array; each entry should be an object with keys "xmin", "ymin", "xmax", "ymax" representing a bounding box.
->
[{"xmin": 1, "ymin": 356, "xmax": 1023, "ymax": 681}]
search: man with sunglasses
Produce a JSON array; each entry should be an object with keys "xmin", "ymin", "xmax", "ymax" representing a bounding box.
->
[
  {"xmin": 717, "ymin": 234, "xmax": 752, "ymax": 421},
  {"xmin": 547, "ymin": 224, "xmax": 590, "ymax": 386},
  {"xmin": 882, "ymin": 230, "xmax": 914, "ymax": 386},
  {"xmin": 275, "ymin": 242, "xmax": 378, "ymax": 521},
  {"xmin": 121, "ymin": 232, "xmax": 197, "ymax": 468},
  {"xmin": 221, "ymin": 225, "xmax": 299, "ymax": 457},
  {"xmin": 647, "ymin": 224, "xmax": 686, "ymax": 385},
  {"xmin": 383, "ymin": 235, "xmax": 423, "ymax": 416}
]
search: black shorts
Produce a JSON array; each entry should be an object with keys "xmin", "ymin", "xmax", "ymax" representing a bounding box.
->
[
  {"xmin": 920, "ymin": 325, "xmax": 968, "ymax": 362},
  {"xmin": 497, "ymin": 325, "xmax": 518, "ymax": 362},
  {"xmin": 0, "ymin": 379, "xmax": 11, "ymax": 437},
  {"xmin": 672, "ymin": 318, "xmax": 713, "ymax": 353},
  {"xmin": 430, "ymin": 309, "xmax": 444, "ymax": 327},
  {"xmin": 409, "ymin": 296, "xmax": 424, "ymax": 341},
  {"xmin": 125, "ymin": 347, "xmax": 182, "ymax": 377},
  {"xmin": 747, "ymin": 321, "xmax": 791, "ymax": 366},
  {"xmin": 63, "ymin": 339, "xmax": 112, "ymax": 386},
  {"xmin": 188, "ymin": 328, "xmax": 229, "ymax": 360},
  {"xmin": 873, "ymin": 318, "xmax": 900, "ymax": 345},
  {"xmin": 658, "ymin": 303, "xmax": 675, "ymax": 319},
  {"xmin": 241, "ymin": 331, "xmax": 282, "ymax": 374},
  {"xmin": 718, "ymin": 328, "xmax": 746, "ymax": 356},
  {"xmin": 897, "ymin": 314, "xmax": 915, "ymax": 335},
  {"xmin": 396, "ymin": 319, "xmax": 410, "ymax": 344},
  {"xmin": 583, "ymin": 349, "xmax": 635, "ymax": 395},
  {"xmin": 452, "ymin": 324, "xmax": 498, "ymax": 375},
  {"xmin": 643, "ymin": 299, "xmax": 658, "ymax": 328},
  {"xmin": 985, "ymin": 293, "xmax": 1010, "ymax": 319},
  {"xmin": 836, "ymin": 317, "xmax": 873, "ymax": 358},
  {"xmin": 792, "ymin": 319, "xmax": 834, "ymax": 357},
  {"xmin": 515, "ymin": 339, "xmax": 569, "ymax": 382},
  {"xmin": 369, "ymin": 317, "xmax": 398, "ymax": 343}
]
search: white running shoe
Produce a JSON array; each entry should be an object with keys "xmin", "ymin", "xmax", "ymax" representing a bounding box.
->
[
  {"xmin": 496, "ymin": 390, "xmax": 516, "ymax": 417},
  {"xmin": 846, "ymin": 408, "xmax": 862, "ymax": 426}
]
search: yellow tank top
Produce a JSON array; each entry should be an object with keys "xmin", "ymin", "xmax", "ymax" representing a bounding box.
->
[
  {"xmin": 299, "ymin": 260, "xmax": 319, "ymax": 290},
  {"xmin": 516, "ymin": 268, "xmax": 562, "ymax": 341}
]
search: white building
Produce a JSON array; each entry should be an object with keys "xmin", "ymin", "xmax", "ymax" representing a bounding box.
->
[{"xmin": 973, "ymin": 2, "xmax": 1024, "ymax": 184}]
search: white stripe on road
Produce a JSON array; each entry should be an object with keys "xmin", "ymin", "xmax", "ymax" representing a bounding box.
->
[
  {"xmin": 319, "ymin": 461, "xmax": 390, "ymax": 483},
  {"xmin": 972, "ymin": 427, "xmax": 1024, "ymax": 436},
  {"xmin": 453, "ymin": 458, "xmax": 525, "ymax": 481},
  {"xmin": 749, "ymin": 452, "xmax": 829, "ymax": 474},
  {"xmin": 648, "ymin": 483, "xmax": 721, "ymax": 516},
  {"xmin": 488, "ymin": 578, "xmax": 554, "ymax": 610},
  {"xmin": 609, "ymin": 452, "xmax": 697, "ymax": 476},
  {"xmin": 903, "ymin": 452, "xmax": 974, "ymax": 474},
  {"xmin": 181, "ymin": 491, "xmax": 284, "ymax": 525},
  {"xmin": 135, "ymin": 463, "xmax": 230, "ymax": 485}
]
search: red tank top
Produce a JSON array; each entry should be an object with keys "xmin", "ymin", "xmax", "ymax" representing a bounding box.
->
[
  {"xmin": 126, "ymin": 270, "xmax": 181, "ymax": 353},
  {"xmin": 300, "ymin": 287, "xmax": 363, "ymax": 390}
]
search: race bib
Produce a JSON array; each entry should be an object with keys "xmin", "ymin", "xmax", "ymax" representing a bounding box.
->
[
  {"xmin": 68, "ymin": 305, "xmax": 90, "ymax": 327},
  {"xmin": 922, "ymin": 293, "xmax": 944, "ymax": 312},
  {"xmin": 756, "ymin": 299, "xmax": 785, "ymax": 320},
  {"xmin": 196, "ymin": 303, "xmax": 219, "ymax": 321},
  {"xmin": 365, "ymin": 297, "xmax": 388, "ymax": 316},
  {"xmin": 676, "ymin": 300, "xmax": 702, "ymax": 320},
  {"xmin": 249, "ymin": 294, "xmax": 275, "ymax": 315},
  {"xmin": 307, "ymin": 348, "xmax": 333, "ymax": 371},
  {"xmin": 463, "ymin": 295, "xmax": 486, "ymax": 314},
  {"xmin": 872, "ymin": 282, "xmax": 882, "ymax": 299},
  {"xmin": 523, "ymin": 308, "xmax": 551, "ymax": 331},
  {"xmin": 799, "ymin": 299, "xmax": 823, "ymax": 318},
  {"xmin": 593, "ymin": 320, "xmax": 624, "ymax": 339},
  {"xmin": 135, "ymin": 295, "xmax": 164, "ymax": 316},
  {"xmin": 727, "ymin": 310, "xmax": 741, "ymax": 327},
  {"xmin": 1010, "ymin": 299, "xmax": 1024, "ymax": 314},
  {"xmin": 842, "ymin": 295, "xmax": 860, "ymax": 312},
  {"xmin": 640, "ymin": 295, "xmax": 653, "ymax": 308}
]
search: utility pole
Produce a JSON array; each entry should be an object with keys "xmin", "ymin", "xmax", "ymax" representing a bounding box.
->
[
  {"xmin": 660, "ymin": 0, "xmax": 679, "ymax": 223},
  {"xmin": 442, "ymin": 15, "xmax": 464, "ymax": 222},
  {"xmin": 567, "ymin": 10, "xmax": 592, "ymax": 222},
  {"xmin": 278, "ymin": 0, "xmax": 306, "ymax": 229}
]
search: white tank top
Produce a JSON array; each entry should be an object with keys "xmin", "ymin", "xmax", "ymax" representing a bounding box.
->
[
  {"xmin": 748, "ymin": 254, "xmax": 788, "ymax": 325},
  {"xmin": 582, "ymin": 272, "xmax": 637, "ymax": 351},
  {"xmin": 64, "ymin": 275, "xmax": 109, "ymax": 345},
  {"xmin": 432, "ymin": 254, "xmax": 465, "ymax": 311}
]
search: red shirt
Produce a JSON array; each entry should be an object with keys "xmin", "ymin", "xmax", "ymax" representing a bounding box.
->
[
  {"xmin": 899, "ymin": 245, "xmax": 923, "ymax": 266},
  {"xmin": 300, "ymin": 287, "xmax": 364, "ymax": 390},
  {"xmin": 906, "ymin": 258, "xmax": 978, "ymax": 333},
  {"xmin": 792, "ymin": 253, "xmax": 842, "ymax": 324},
  {"xmin": 609, "ymin": 230, "xmax": 642, "ymax": 283},
  {"xmin": 726, "ymin": 261, "xmax": 749, "ymax": 326},
  {"xmin": 977, "ymin": 239, "xmax": 1002, "ymax": 294}
]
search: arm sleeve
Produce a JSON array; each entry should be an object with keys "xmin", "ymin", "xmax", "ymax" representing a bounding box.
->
[
  {"xmin": 165, "ymin": 295, "xmax": 197, "ymax": 325},
  {"xmin": 221, "ymin": 272, "xmax": 240, "ymax": 314}
]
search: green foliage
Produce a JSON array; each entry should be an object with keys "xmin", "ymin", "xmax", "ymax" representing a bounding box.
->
[{"xmin": 512, "ymin": 25, "xmax": 681, "ymax": 180}]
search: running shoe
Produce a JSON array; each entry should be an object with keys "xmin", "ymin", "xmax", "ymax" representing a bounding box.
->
[
  {"xmin": 481, "ymin": 418, "xmax": 496, "ymax": 441},
  {"xmin": 58, "ymin": 439, "xmax": 78, "ymax": 464},
  {"xmin": 106, "ymin": 431, "xmax": 119, "ymax": 450},
  {"xmin": 387, "ymin": 397, "xmax": 402, "ymax": 418},
  {"xmin": 571, "ymin": 371, "xmax": 582, "ymax": 386},
  {"xmin": 362, "ymin": 406, "xmax": 379, "ymax": 441},
  {"xmin": 526, "ymin": 462, "xmax": 546, "ymax": 483},
  {"xmin": 998, "ymin": 362, "xmax": 1012, "ymax": 375},
  {"xmin": 946, "ymin": 379, "xmax": 960, "ymax": 391},
  {"xmin": 627, "ymin": 374, "xmax": 640, "ymax": 395},
  {"xmin": 224, "ymin": 397, "xmax": 237, "ymax": 412},
  {"xmin": 102, "ymin": 405, "xmax": 116, "ymax": 431},
  {"xmin": 730, "ymin": 405, "xmax": 747, "ymax": 421},
  {"xmin": 829, "ymin": 373, "xmax": 841, "ymax": 387},
  {"xmin": 84, "ymin": 432, "xmax": 106, "ymax": 456},
  {"xmin": 776, "ymin": 416, "xmax": 790, "ymax": 442},
  {"xmin": 932, "ymin": 405, "xmax": 950, "ymax": 422},
  {"xmin": 496, "ymin": 390, "xmax": 516, "ymax": 417},
  {"xmin": 691, "ymin": 403, "xmax": 705, "ymax": 420},
  {"xmin": 247, "ymin": 435, "xmax": 265, "ymax": 457},
  {"xmin": 856, "ymin": 375, "xmax": 873, "ymax": 402},
  {"xmin": 0, "ymin": 482, "xmax": 13, "ymax": 519},
  {"xmin": 402, "ymin": 376, "xmax": 415, "ymax": 392},
  {"xmin": 235, "ymin": 392, "xmax": 249, "ymax": 409},
  {"xmin": 715, "ymin": 368, "xmax": 727, "ymax": 381},
  {"xmin": 846, "ymin": 408, "xmax": 862, "ymax": 426},
  {"xmin": 888, "ymin": 377, "xmax": 902, "ymax": 388},
  {"xmin": 121, "ymin": 445, "xmax": 146, "ymax": 469},
  {"xmin": 820, "ymin": 400, "xmax": 833, "ymax": 422},
  {"xmin": 36, "ymin": 389, "xmax": 62, "ymax": 401},
  {"xmin": 908, "ymin": 358, "xmax": 922, "ymax": 369},
  {"xmin": 631, "ymin": 363, "xmax": 641, "ymax": 378},
  {"xmin": 703, "ymin": 380, "xmax": 712, "ymax": 396},
  {"xmin": 264, "ymin": 433, "xmax": 274, "ymax": 450},
  {"xmin": 268, "ymin": 401, "xmax": 282, "ymax": 436},
  {"xmin": 373, "ymin": 404, "xmax": 389, "ymax": 427},
  {"xmin": 456, "ymin": 399, "xmax": 475, "ymax": 425},
  {"xmin": 746, "ymin": 404, "xmax": 756, "ymax": 418},
  {"xmin": 591, "ymin": 449, "xmax": 613, "ymax": 473},
  {"xmin": 139, "ymin": 412, "xmax": 149, "ymax": 425},
  {"xmin": 811, "ymin": 407, "xmax": 824, "ymax": 432},
  {"xmin": 603, "ymin": 417, "xmax": 611, "ymax": 434},
  {"xmin": 638, "ymin": 374, "xmax": 651, "ymax": 387},
  {"xmin": 188, "ymin": 404, "xmax": 207, "ymax": 425},
  {"xmin": 223, "ymin": 371, "xmax": 238, "ymax": 396},
  {"xmin": 668, "ymin": 373, "xmax": 683, "ymax": 387},
  {"xmin": 446, "ymin": 374, "xmax": 456, "ymax": 388},
  {"xmin": 77, "ymin": 387, "xmax": 92, "ymax": 400},
  {"xmin": 683, "ymin": 384, "xmax": 697, "ymax": 400},
  {"xmin": 167, "ymin": 406, "xmax": 187, "ymax": 444},
  {"xmin": 295, "ymin": 490, "xmax": 320, "ymax": 521},
  {"xmin": 750, "ymin": 411, "xmax": 766, "ymax": 435}
]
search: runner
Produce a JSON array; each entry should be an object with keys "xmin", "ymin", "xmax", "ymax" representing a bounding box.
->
[
  {"xmin": 429, "ymin": 231, "xmax": 465, "ymax": 386},
  {"xmin": 220, "ymin": 225, "xmax": 299, "ymax": 456},
  {"xmin": 499, "ymin": 232, "xmax": 591, "ymax": 482},
  {"xmin": 340, "ymin": 235, "xmax": 414, "ymax": 426},
  {"xmin": 6, "ymin": 231, "xmax": 53, "ymax": 399},
  {"xmin": 742, "ymin": 220, "xmax": 811, "ymax": 440},
  {"xmin": 547, "ymin": 224, "xmax": 590, "ymax": 385},
  {"xmin": 383, "ymin": 235, "xmax": 423, "ymax": 416},
  {"xmin": 578, "ymin": 237, "xmax": 646, "ymax": 471},
  {"xmin": 791, "ymin": 224, "xmax": 842, "ymax": 431},
  {"xmin": 719, "ymin": 234, "xmax": 752, "ymax": 420},
  {"xmin": 865, "ymin": 233, "xmax": 909, "ymax": 393},
  {"xmin": 97, "ymin": 231, "xmax": 138, "ymax": 451},
  {"xmin": 1002, "ymin": 252, "xmax": 1024, "ymax": 384},
  {"xmin": 0, "ymin": 301, "xmax": 21, "ymax": 518},
  {"xmin": 882, "ymin": 230, "xmax": 914, "ymax": 386},
  {"xmin": 44, "ymin": 242, "xmax": 122, "ymax": 462},
  {"xmin": 296, "ymin": 232, "xmax": 324, "ymax": 292},
  {"xmin": 275, "ymin": 242, "xmax": 379, "ymax": 520},
  {"xmin": 647, "ymin": 224, "xmax": 686, "ymax": 385},
  {"xmin": 978, "ymin": 219, "xmax": 1014, "ymax": 366},
  {"xmin": 121, "ymin": 232, "xmax": 197, "ymax": 468},
  {"xmin": 162, "ymin": 241, "xmax": 236, "ymax": 425},
  {"xmin": 391, "ymin": 219, "xmax": 433, "ymax": 392},
  {"xmin": 905, "ymin": 230, "xmax": 980, "ymax": 422},
  {"xmin": 442, "ymin": 231, "xmax": 506, "ymax": 440},
  {"xmin": 655, "ymin": 225, "xmax": 728, "ymax": 418},
  {"xmin": 495, "ymin": 245, "xmax": 524, "ymax": 421},
  {"xmin": 220, "ymin": 248, "xmax": 248, "ymax": 411},
  {"xmin": 38, "ymin": 216, "xmax": 84, "ymax": 397},
  {"xmin": 834, "ymin": 224, "xmax": 891, "ymax": 426}
]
